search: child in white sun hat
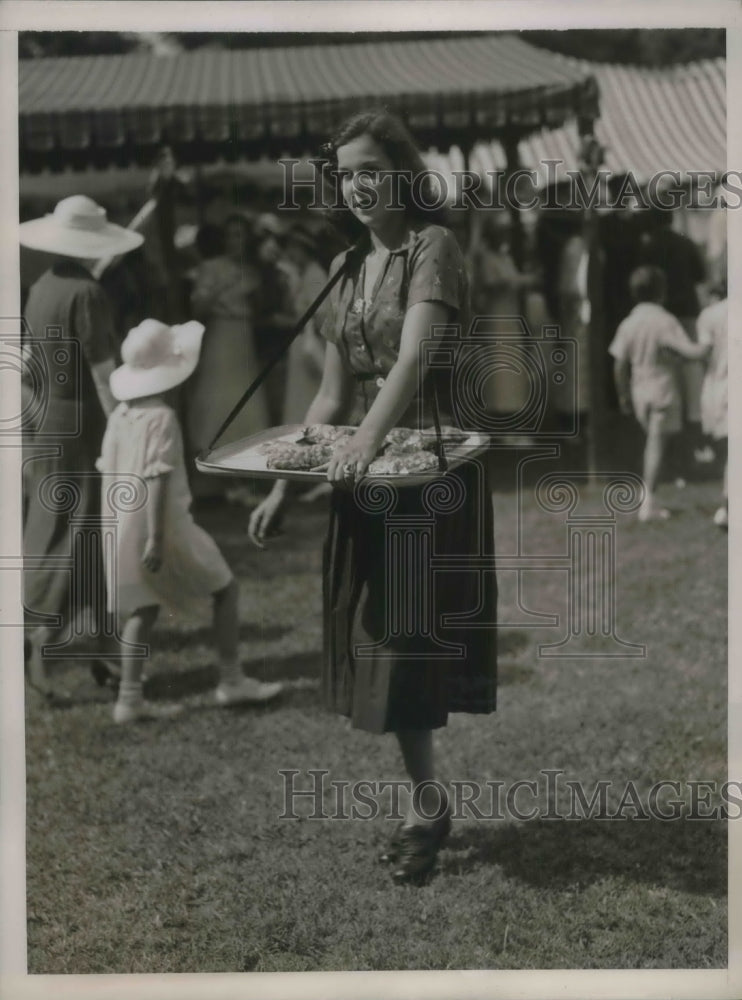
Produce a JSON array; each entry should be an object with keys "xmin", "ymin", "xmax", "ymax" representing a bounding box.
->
[{"xmin": 97, "ymin": 317, "xmax": 283, "ymax": 723}]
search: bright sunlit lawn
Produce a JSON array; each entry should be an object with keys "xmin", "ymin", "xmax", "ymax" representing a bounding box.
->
[{"xmin": 24, "ymin": 453, "xmax": 728, "ymax": 972}]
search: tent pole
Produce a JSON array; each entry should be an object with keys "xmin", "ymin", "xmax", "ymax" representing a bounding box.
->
[
  {"xmin": 459, "ymin": 141, "xmax": 478, "ymax": 269},
  {"xmin": 502, "ymin": 127, "xmax": 524, "ymax": 269},
  {"xmin": 577, "ymin": 124, "xmax": 606, "ymax": 481}
]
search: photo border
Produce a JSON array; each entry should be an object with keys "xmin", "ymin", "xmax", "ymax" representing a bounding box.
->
[{"xmin": 1, "ymin": 3, "xmax": 739, "ymax": 998}]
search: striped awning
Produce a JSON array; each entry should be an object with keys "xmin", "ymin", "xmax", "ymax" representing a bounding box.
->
[
  {"xmin": 427, "ymin": 57, "xmax": 726, "ymax": 189},
  {"xmin": 18, "ymin": 34, "xmax": 596, "ymax": 167}
]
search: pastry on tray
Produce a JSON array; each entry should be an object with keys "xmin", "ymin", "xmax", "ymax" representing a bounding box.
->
[
  {"xmin": 367, "ymin": 451, "xmax": 440, "ymax": 475},
  {"xmin": 264, "ymin": 442, "xmax": 332, "ymax": 471},
  {"xmin": 259, "ymin": 424, "xmax": 469, "ymax": 474},
  {"xmin": 298, "ymin": 424, "xmax": 354, "ymax": 446}
]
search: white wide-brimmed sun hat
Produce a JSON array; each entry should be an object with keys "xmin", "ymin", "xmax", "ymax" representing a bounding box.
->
[
  {"xmin": 19, "ymin": 194, "xmax": 144, "ymax": 259},
  {"xmin": 110, "ymin": 319, "xmax": 205, "ymax": 402}
]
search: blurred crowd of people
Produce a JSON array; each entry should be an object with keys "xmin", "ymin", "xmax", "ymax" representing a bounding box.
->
[
  {"xmin": 18, "ymin": 158, "xmax": 727, "ymax": 718},
  {"xmin": 20, "ymin": 154, "xmax": 727, "ymax": 512},
  {"xmin": 465, "ymin": 196, "xmax": 727, "ymax": 518}
]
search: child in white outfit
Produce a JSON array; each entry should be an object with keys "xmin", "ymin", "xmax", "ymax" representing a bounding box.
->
[
  {"xmin": 610, "ymin": 267, "xmax": 710, "ymax": 522},
  {"xmin": 697, "ymin": 282, "xmax": 728, "ymax": 527},
  {"xmin": 97, "ymin": 318, "xmax": 283, "ymax": 723}
]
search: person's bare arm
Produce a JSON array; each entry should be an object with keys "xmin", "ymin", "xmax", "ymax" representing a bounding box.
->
[
  {"xmin": 90, "ymin": 358, "xmax": 118, "ymax": 418},
  {"xmin": 326, "ymin": 300, "xmax": 450, "ymax": 482},
  {"xmin": 667, "ymin": 320, "xmax": 712, "ymax": 362}
]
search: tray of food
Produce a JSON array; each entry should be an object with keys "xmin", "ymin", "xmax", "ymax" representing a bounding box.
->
[{"xmin": 196, "ymin": 424, "xmax": 490, "ymax": 486}]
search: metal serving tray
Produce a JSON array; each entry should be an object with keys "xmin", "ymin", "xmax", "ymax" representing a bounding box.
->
[{"xmin": 196, "ymin": 424, "xmax": 490, "ymax": 487}]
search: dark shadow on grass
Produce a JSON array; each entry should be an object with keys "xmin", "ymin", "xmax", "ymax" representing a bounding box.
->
[
  {"xmin": 497, "ymin": 631, "xmax": 530, "ymax": 657},
  {"xmin": 153, "ymin": 621, "xmax": 288, "ymax": 650},
  {"xmin": 497, "ymin": 660, "xmax": 535, "ymax": 685},
  {"xmin": 257, "ymin": 651, "xmax": 322, "ymax": 682},
  {"xmin": 444, "ymin": 817, "xmax": 726, "ymax": 897},
  {"xmin": 143, "ymin": 650, "xmax": 322, "ymax": 700},
  {"xmin": 144, "ymin": 664, "xmax": 217, "ymax": 700}
]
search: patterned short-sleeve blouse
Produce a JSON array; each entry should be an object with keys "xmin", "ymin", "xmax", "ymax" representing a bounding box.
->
[{"xmin": 321, "ymin": 224, "xmax": 469, "ymax": 425}]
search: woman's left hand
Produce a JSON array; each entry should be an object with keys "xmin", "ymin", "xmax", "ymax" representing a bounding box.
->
[{"xmin": 326, "ymin": 429, "xmax": 382, "ymax": 486}]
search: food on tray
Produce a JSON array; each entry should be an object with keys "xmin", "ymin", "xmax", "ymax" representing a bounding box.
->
[
  {"xmin": 298, "ymin": 424, "xmax": 354, "ymax": 445},
  {"xmin": 264, "ymin": 442, "xmax": 332, "ymax": 470},
  {"xmin": 382, "ymin": 429, "xmax": 427, "ymax": 454},
  {"xmin": 367, "ymin": 451, "xmax": 440, "ymax": 475},
  {"xmin": 258, "ymin": 424, "xmax": 470, "ymax": 475},
  {"xmin": 384, "ymin": 426, "xmax": 469, "ymax": 453},
  {"xmin": 383, "ymin": 427, "xmax": 417, "ymax": 447}
]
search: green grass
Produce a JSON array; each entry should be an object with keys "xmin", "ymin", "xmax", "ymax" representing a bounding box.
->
[{"xmin": 25, "ymin": 471, "xmax": 728, "ymax": 972}]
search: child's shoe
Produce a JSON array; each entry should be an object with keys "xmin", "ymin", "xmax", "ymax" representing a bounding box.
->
[
  {"xmin": 215, "ymin": 676, "xmax": 283, "ymax": 706},
  {"xmin": 713, "ymin": 505, "xmax": 728, "ymax": 529},
  {"xmin": 638, "ymin": 494, "xmax": 671, "ymax": 522},
  {"xmin": 113, "ymin": 700, "xmax": 184, "ymax": 724}
]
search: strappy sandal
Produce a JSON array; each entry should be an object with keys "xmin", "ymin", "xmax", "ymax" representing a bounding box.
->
[{"xmin": 378, "ymin": 821, "xmax": 405, "ymax": 864}]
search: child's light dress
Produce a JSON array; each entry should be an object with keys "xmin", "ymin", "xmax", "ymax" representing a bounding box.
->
[
  {"xmin": 697, "ymin": 298, "xmax": 727, "ymax": 440},
  {"xmin": 97, "ymin": 399, "xmax": 232, "ymax": 617}
]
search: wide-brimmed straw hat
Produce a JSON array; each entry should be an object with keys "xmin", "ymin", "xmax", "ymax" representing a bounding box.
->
[
  {"xmin": 19, "ymin": 195, "xmax": 144, "ymax": 259},
  {"xmin": 110, "ymin": 319, "xmax": 205, "ymax": 401}
]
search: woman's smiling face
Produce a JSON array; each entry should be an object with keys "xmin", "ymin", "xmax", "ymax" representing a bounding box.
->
[{"xmin": 336, "ymin": 134, "xmax": 399, "ymax": 231}]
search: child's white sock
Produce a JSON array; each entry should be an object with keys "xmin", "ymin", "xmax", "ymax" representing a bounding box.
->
[{"xmin": 116, "ymin": 680, "xmax": 143, "ymax": 709}]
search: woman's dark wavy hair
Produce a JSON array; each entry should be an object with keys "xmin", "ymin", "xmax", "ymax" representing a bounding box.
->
[{"xmin": 319, "ymin": 108, "xmax": 449, "ymax": 245}]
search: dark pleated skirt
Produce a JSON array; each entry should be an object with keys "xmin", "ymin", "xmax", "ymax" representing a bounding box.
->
[{"xmin": 322, "ymin": 459, "xmax": 497, "ymax": 733}]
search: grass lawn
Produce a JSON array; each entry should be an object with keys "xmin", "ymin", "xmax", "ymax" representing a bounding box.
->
[{"xmin": 24, "ymin": 460, "xmax": 728, "ymax": 973}]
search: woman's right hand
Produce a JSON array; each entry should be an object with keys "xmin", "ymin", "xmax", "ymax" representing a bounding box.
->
[{"xmin": 248, "ymin": 484, "xmax": 287, "ymax": 548}]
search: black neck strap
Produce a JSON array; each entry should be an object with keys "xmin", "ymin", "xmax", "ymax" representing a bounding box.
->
[
  {"xmin": 203, "ymin": 245, "xmax": 359, "ymax": 455},
  {"xmin": 202, "ymin": 240, "xmax": 447, "ymax": 474}
]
